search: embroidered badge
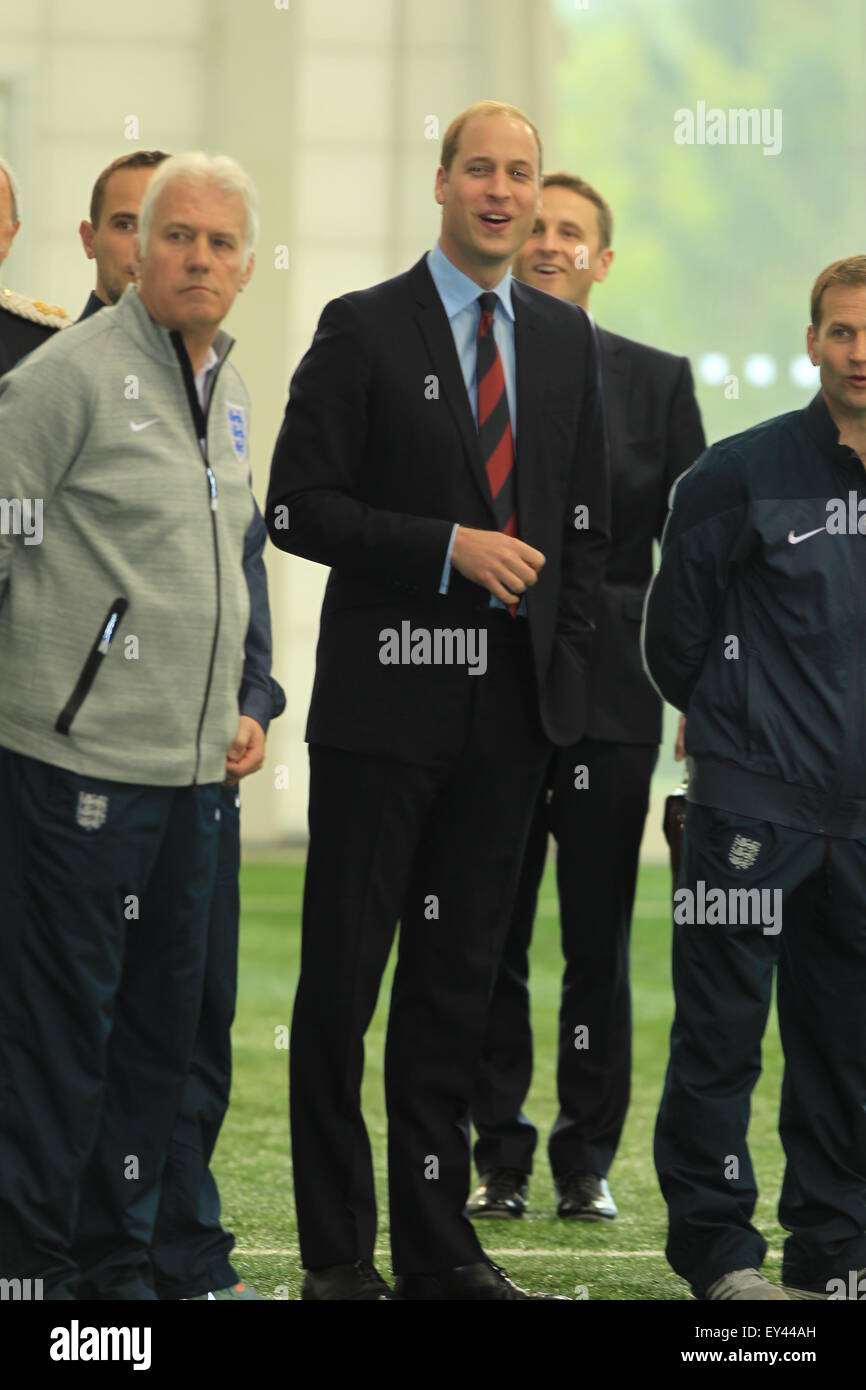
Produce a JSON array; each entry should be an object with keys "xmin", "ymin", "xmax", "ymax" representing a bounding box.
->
[
  {"xmin": 728, "ymin": 833, "xmax": 761, "ymax": 870},
  {"xmin": 226, "ymin": 402, "xmax": 248, "ymax": 463},
  {"xmin": 76, "ymin": 791, "xmax": 109, "ymax": 831}
]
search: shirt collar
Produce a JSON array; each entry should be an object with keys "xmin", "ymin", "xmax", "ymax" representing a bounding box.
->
[
  {"xmin": 427, "ymin": 239, "xmax": 515, "ymax": 322},
  {"xmin": 196, "ymin": 345, "xmax": 219, "ymax": 379},
  {"xmin": 194, "ymin": 345, "xmax": 219, "ymax": 413},
  {"xmin": 117, "ymin": 286, "xmax": 234, "ymax": 370},
  {"xmin": 78, "ymin": 289, "xmax": 109, "ymax": 322},
  {"xmin": 803, "ymin": 389, "xmax": 858, "ymax": 463}
]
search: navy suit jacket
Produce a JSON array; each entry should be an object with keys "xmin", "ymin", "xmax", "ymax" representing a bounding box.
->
[
  {"xmin": 584, "ymin": 325, "xmax": 705, "ymax": 743},
  {"xmin": 266, "ymin": 254, "xmax": 610, "ymax": 760}
]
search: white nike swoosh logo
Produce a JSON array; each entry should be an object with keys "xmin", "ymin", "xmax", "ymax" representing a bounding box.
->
[
  {"xmin": 787, "ymin": 527, "xmax": 825, "ymax": 545},
  {"xmin": 130, "ymin": 418, "xmax": 158, "ymax": 432}
]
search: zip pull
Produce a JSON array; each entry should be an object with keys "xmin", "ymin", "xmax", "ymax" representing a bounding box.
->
[
  {"xmin": 98, "ymin": 609, "xmax": 122, "ymax": 655},
  {"xmin": 205, "ymin": 464, "xmax": 219, "ymax": 512},
  {"xmin": 55, "ymin": 597, "xmax": 129, "ymax": 736}
]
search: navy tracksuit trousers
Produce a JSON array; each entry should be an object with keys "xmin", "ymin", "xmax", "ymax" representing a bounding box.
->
[
  {"xmin": 655, "ymin": 801, "xmax": 866, "ymax": 1297},
  {"xmin": 150, "ymin": 782, "xmax": 241, "ymax": 1299},
  {"xmin": 0, "ymin": 748, "xmax": 222, "ymax": 1299}
]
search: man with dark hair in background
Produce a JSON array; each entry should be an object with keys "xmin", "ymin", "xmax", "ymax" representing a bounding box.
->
[
  {"xmin": 73, "ymin": 150, "xmax": 286, "ymax": 1300},
  {"xmin": 78, "ymin": 150, "xmax": 169, "ymax": 318},
  {"xmin": 468, "ymin": 171, "xmax": 705, "ymax": 1225}
]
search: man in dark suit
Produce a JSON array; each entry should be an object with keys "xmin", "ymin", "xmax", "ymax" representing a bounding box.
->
[
  {"xmin": 266, "ymin": 102, "xmax": 610, "ymax": 1301},
  {"xmin": 468, "ymin": 172, "xmax": 705, "ymax": 1223},
  {"xmin": 0, "ymin": 156, "xmax": 69, "ymax": 376}
]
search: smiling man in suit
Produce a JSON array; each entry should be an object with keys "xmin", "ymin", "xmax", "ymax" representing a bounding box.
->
[
  {"xmin": 468, "ymin": 172, "xmax": 705, "ymax": 1224},
  {"xmin": 267, "ymin": 103, "xmax": 609, "ymax": 1300}
]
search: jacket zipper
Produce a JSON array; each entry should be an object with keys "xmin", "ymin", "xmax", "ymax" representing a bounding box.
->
[
  {"xmin": 817, "ymin": 468, "xmax": 865, "ymax": 830},
  {"xmin": 171, "ymin": 335, "xmax": 231, "ymax": 784},
  {"xmin": 55, "ymin": 597, "xmax": 129, "ymax": 735}
]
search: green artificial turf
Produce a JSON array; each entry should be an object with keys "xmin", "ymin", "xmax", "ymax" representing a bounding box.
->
[{"xmin": 215, "ymin": 861, "xmax": 786, "ymax": 1300}]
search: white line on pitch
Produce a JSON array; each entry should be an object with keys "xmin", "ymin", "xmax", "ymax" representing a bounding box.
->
[{"xmin": 236, "ymin": 1247, "xmax": 778, "ymax": 1260}]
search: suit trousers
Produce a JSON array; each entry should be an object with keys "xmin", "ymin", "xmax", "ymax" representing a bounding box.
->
[
  {"xmin": 151, "ymin": 782, "xmax": 241, "ymax": 1299},
  {"xmin": 654, "ymin": 802, "xmax": 866, "ymax": 1297},
  {"xmin": 290, "ymin": 615, "xmax": 551, "ymax": 1274},
  {"xmin": 0, "ymin": 748, "xmax": 220, "ymax": 1299},
  {"xmin": 471, "ymin": 738, "xmax": 657, "ymax": 1183}
]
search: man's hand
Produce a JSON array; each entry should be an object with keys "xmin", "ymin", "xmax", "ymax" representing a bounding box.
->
[
  {"xmin": 451, "ymin": 526, "xmax": 546, "ymax": 604},
  {"xmin": 674, "ymin": 714, "xmax": 686, "ymax": 762},
  {"xmin": 224, "ymin": 715, "xmax": 266, "ymax": 786}
]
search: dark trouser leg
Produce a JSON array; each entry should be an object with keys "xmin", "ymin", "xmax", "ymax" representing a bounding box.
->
[
  {"xmin": 386, "ymin": 629, "xmax": 551, "ymax": 1274},
  {"xmin": 152, "ymin": 783, "xmax": 241, "ymax": 1299},
  {"xmin": 654, "ymin": 803, "xmax": 822, "ymax": 1295},
  {"xmin": 290, "ymin": 746, "xmax": 445, "ymax": 1270},
  {"xmin": 547, "ymin": 740, "xmax": 657, "ymax": 1183},
  {"xmin": 777, "ymin": 836, "xmax": 866, "ymax": 1289},
  {"xmin": 0, "ymin": 751, "xmax": 214, "ymax": 1299},
  {"xmin": 73, "ymin": 782, "xmax": 221, "ymax": 1299},
  {"xmin": 470, "ymin": 766, "xmax": 552, "ymax": 1176}
]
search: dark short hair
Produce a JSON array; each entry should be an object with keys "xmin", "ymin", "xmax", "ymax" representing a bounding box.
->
[
  {"xmin": 90, "ymin": 150, "xmax": 170, "ymax": 227},
  {"xmin": 541, "ymin": 171, "xmax": 614, "ymax": 251},
  {"xmin": 810, "ymin": 255, "xmax": 866, "ymax": 329}
]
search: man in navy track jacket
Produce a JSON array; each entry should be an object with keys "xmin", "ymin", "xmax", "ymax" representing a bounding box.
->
[{"xmin": 643, "ymin": 255, "xmax": 866, "ymax": 1302}]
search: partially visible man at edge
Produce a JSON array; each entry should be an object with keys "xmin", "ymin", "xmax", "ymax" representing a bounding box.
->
[{"xmin": 0, "ymin": 155, "xmax": 69, "ymax": 376}]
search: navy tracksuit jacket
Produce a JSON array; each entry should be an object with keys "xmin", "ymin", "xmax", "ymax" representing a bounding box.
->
[{"xmin": 643, "ymin": 390, "xmax": 866, "ymax": 1297}]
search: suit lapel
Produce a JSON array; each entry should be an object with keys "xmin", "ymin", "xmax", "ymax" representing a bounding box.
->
[
  {"xmin": 597, "ymin": 326, "xmax": 631, "ymax": 478},
  {"xmin": 512, "ymin": 282, "xmax": 544, "ymax": 538},
  {"xmin": 408, "ymin": 257, "xmax": 495, "ymax": 519}
]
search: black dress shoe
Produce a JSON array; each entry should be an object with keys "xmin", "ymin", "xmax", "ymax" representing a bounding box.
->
[
  {"xmin": 465, "ymin": 1169, "xmax": 529, "ymax": 1218},
  {"xmin": 556, "ymin": 1172, "xmax": 617, "ymax": 1221},
  {"xmin": 394, "ymin": 1260, "xmax": 570, "ymax": 1301},
  {"xmin": 301, "ymin": 1260, "xmax": 393, "ymax": 1300}
]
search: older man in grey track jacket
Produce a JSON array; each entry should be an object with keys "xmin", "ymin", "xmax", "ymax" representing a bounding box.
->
[{"xmin": 0, "ymin": 152, "xmax": 261, "ymax": 1300}]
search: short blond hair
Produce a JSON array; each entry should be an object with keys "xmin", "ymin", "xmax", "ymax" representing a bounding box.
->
[
  {"xmin": 810, "ymin": 255, "xmax": 866, "ymax": 329},
  {"xmin": 440, "ymin": 100, "xmax": 542, "ymax": 179}
]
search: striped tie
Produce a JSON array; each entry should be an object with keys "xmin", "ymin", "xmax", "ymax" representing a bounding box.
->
[
  {"xmin": 477, "ymin": 291, "xmax": 518, "ymax": 614},
  {"xmin": 476, "ymin": 291, "xmax": 517, "ymax": 535}
]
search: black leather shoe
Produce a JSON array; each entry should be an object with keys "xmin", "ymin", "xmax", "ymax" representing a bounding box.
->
[
  {"xmin": 301, "ymin": 1260, "xmax": 393, "ymax": 1300},
  {"xmin": 394, "ymin": 1260, "xmax": 570, "ymax": 1300},
  {"xmin": 556, "ymin": 1172, "xmax": 617, "ymax": 1221},
  {"xmin": 465, "ymin": 1169, "xmax": 529, "ymax": 1218}
]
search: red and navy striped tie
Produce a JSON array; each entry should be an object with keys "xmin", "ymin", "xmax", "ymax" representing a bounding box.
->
[
  {"xmin": 476, "ymin": 291, "xmax": 517, "ymax": 534},
  {"xmin": 476, "ymin": 291, "xmax": 518, "ymax": 612}
]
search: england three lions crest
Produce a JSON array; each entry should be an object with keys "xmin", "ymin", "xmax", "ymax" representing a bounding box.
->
[
  {"xmin": 76, "ymin": 791, "xmax": 109, "ymax": 831},
  {"xmin": 728, "ymin": 833, "xmax": 761, "ymax": 870},
  {"xmin": 226, "ymin": 402, "xmax": 248, "ymax": 463}
]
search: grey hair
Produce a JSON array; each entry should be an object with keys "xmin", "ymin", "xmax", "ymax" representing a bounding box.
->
[
  {"xmin": 0, "ymin": 157, "xmax": 21, "ymax": 223},
  {"xmin": 136, "ymin": 152, "xmax": 259, "ymax": 270}
]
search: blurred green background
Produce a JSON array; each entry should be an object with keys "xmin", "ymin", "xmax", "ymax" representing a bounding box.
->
[{"xmin": 549, "ymin": 0, "xmax": 865, "ymax": 794}]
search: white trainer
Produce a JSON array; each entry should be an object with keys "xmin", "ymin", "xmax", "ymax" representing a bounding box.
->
[{"xmin": 704, "ymin": 1267, "xmax": 789, "ymax": 1300}]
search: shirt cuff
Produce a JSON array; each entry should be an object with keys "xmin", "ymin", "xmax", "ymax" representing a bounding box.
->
[
  {"xmin": 439, "ymin": 523, "xmax": 459, "ymax": 594},
  {"xmin": 238, "ymin": 684, "xmax": 273, "ymax": 735}
]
